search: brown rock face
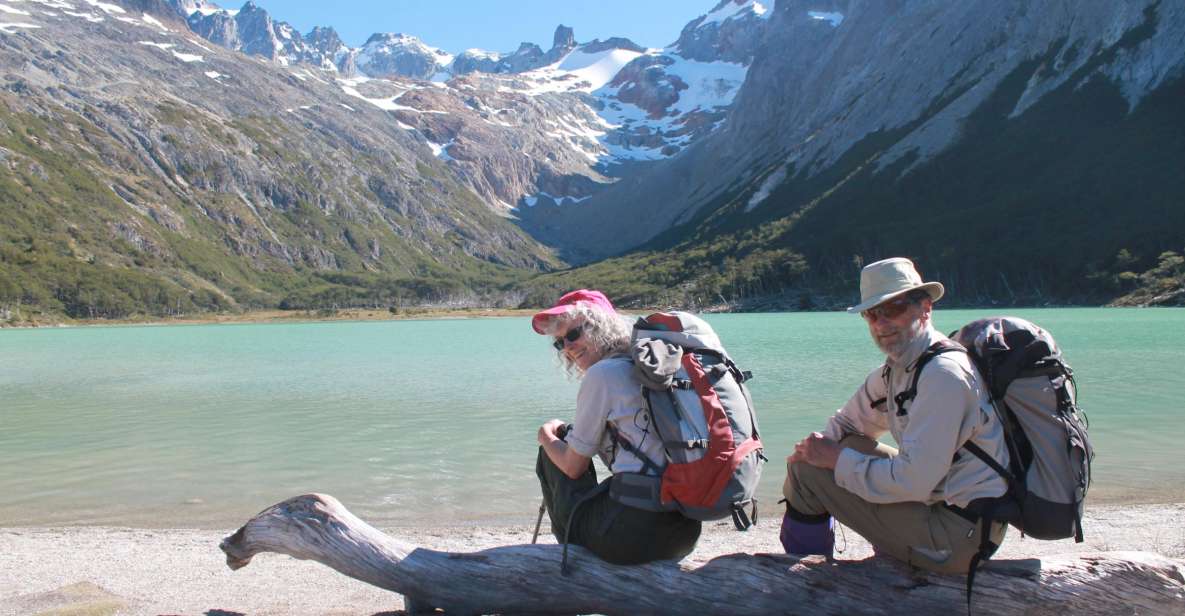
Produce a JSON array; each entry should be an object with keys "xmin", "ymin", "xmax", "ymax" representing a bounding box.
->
[{"xmin": 610, "ymin": 56, "xmax": 686, "ymax": 119}]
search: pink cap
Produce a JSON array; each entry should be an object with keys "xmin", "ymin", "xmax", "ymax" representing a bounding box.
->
[{"xmin": 531, "ymin": 289, "xmax": 616, "ymax": 334}]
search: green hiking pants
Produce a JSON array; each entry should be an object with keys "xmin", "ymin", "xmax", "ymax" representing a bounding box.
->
[
  {"xmin": 784, "ymin": 435, "xmax": 1006, "ymax": 574},
  {"xmin": 536, "ymin": 447, "xmax": 701, "ymax": 565}
]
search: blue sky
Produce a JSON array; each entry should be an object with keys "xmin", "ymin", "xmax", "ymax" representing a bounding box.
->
[{"xmin": 247, "ymin": 0, "xmax": 717, "ymax": 53}]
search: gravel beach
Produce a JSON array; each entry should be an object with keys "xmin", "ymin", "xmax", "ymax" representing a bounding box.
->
[{"xmin": 1, "ymin": 503, "xmax": 1181, "ymax": 615}]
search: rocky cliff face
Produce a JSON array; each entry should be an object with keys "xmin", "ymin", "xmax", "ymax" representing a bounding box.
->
[
  {"xmin": 673, "ymin": 0, "xmax": 771, "ymax": 63},
  {"xmin": 539, "ymin": 0, "xmax": 1185, "ymax": 303}
]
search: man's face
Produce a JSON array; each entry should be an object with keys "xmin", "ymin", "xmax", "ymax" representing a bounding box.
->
[{"xmin": 863, "ymin": 296, "xmax": 931, "ymax": 359}]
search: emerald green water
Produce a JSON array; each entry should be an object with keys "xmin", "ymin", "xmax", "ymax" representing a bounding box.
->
[{"xmin": 1, "ymin": 308, "xmax": 1180, "ymax": 528}]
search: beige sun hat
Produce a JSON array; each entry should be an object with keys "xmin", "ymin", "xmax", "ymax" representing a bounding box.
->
[{"xmin": 846, "ymin": 257, "xmax": 945, "ymax": 314}]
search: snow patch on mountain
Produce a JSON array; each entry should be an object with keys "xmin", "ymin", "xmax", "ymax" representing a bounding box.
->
[
  {"xmin": 488, "ymin": 41, "xmax": 748, "ymax": 164},
  {"xmin": 0, "ymin": 4, "xmax": 31, "ymax": 16},
  {"xmin": 26, "ymin": 0, "xmax": 72, "ymax": 7},
  {"xmin": 140, "ymin": 40, "xmax": 203, "ymax": 63},
  {"xmin": 666, "ymin": 57, "xmax": 746, "ymax": 114},
  {"xmin": 187, "ymin": 4, "xmax": 236, "ymax": 18},
  {"xmin": 521, "ymin": 191, "xmax": 592, "ymax": 208},
  {"xmin": 558, "ymin": 48, "xmax": 644, "ymax": 89},
  {"xmin": 0, "ymin": 21, "xmax": 38, "ymax": 32},
  {"xmin": 82, "ymin": 0, "xmax": 124, "ymax": 15},
  {"xmin": 427, "ymin": 138, "xmax": 454, "ymax": 160},
  {"xmin": 745, "ymin": 164, "xmax": 789, "ymax": 212},
  {"xmin": 512, "ymin": 47, "xmax": 644, "ymax": 95},
  {"xmin": 808, "ymin": 11, "xmax": 844, "ymax": 27},
  {"xmin": 461, "ymin": 48, "xmax": 500, "ymax": 61},
  {"xmin": 64, "ymin": 11, "xmax": 104, "ymax": 23},
  {"xmin": 701, "ymin": 0, "xmax": 770, "ymax": 27},
  {"xmin": 141, "ymin": 14, "xmax": 169, "ymax": 31},
  {"xmin": 339, "ymin": 83, "xmax": 414, "ymax": 112}
]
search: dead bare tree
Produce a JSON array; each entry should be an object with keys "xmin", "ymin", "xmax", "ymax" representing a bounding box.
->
[{"xmin": 221, "ymin": 494, "xmax": 1185, "ymax": 616}]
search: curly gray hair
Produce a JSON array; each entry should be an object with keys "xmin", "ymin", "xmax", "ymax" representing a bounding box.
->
[{"xmin": 543, "ymin": 301, "xmax": 632, "ymax": 378}]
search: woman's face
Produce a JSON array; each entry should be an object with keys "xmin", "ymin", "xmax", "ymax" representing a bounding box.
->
[{"xmin": 555, "ymin": 317, "xmax": 602, "ymax": 372}]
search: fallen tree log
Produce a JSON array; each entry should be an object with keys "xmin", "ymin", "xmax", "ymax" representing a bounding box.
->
[{"xmin": 221, "ymin": 494, "xmax": 1185, "ymax": 616}]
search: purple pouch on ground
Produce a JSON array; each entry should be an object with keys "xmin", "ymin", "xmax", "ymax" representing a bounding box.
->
[{"xmin": 779, "ymin": 511, "xmax": 835, "ymax": 556}]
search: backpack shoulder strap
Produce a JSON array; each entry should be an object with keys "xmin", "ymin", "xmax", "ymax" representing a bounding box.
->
[
  {"xmin": 870, "ymin": 365, "xmax": 892, "ymax": 409},
  {"xmin": 605, "ymin": 420, "xmax": 664, "ymax": 476},
  {"xmin": 893, "ymin": 339, "xmax": 966, "ymax": 415}
]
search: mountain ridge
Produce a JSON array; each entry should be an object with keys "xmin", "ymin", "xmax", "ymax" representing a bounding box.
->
[
  {"xmin": 1, "ymin": 0, "xmax": 1180, "ymax": 324},
  {"xmin": 525, "ymin": 0, "xmax": 1185, "ymax": 308}
]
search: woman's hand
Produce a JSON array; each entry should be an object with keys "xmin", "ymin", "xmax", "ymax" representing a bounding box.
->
[
  {"xmin": 538, "ymin": 419, "xmax": 567, "ymax": 445},
  {"xmin": 538, "ymin": 419, "xmax": 591, "ymax": 479}
]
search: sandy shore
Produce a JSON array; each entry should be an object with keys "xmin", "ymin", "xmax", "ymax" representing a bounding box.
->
[{"xmin": 1, "ymin": 503, "xmax": 1181, "ymax": 616}]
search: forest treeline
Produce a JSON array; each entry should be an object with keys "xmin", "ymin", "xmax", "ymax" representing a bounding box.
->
[{"xmin": 2, "ymin": 240, "xmax": 1181, "ymax": 324}]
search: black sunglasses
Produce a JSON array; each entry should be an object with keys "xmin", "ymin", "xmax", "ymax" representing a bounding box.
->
[
  {"xmin": 552, "ymin": 325, "xmax": 584, "ymax": 350},
  {"xmin": 860, "ymin": 296, "xmax": 915, "ymax": 321}
]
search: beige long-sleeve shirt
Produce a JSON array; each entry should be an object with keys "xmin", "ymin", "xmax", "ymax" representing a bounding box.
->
[{"xmin": 823, "ymin": 325, "xmax": 1010, "ymax": 508}]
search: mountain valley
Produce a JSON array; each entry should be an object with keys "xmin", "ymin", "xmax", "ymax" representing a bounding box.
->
[{"xmin": 0, "ymin": 0, "xmax": 1181, "ymax": 322}]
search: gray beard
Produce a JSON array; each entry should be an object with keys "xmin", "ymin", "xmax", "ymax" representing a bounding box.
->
[{"xmin": 876, "ymin": 318, "xmax": 926, "ymax": 361}]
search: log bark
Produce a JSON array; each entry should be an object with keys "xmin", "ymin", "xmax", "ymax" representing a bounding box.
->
[{"xmin": 221, "ymin": 493, "xmax": 1185, "ymax": 616}]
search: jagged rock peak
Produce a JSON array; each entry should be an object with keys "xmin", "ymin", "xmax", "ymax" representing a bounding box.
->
[
  {"xmin": 234, "ymin": 0, "xmax": 267, "ymax": 21},
  {"xmin": 361, "ymin": 32, "xmax": 451, "ymax": 57},
  {"xmin": 305, "ymin": 25, "xmax": 343, "ymax": 48},
  {"xmin": 582, "ymin": 37, "xmax": 646, "ymax": 54},
  {"xmin": 552, "ymin": 25, "xmax": 576, "ymax": 50},
  {"xmin": 166, "ymin": 0, "xmax": 220, "ymax": 16},
  {"xmin": 356, "ymin": 32, "xmax": 453, "ymax": 80},
  {"xmin": 674, "ymin": 0, "xmax": 772, "ymax": 63}
]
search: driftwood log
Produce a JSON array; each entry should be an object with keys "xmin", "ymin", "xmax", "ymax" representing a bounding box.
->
[{"xmin": 221, "ymin": 494, "xmax": 1185, "ymax": 616}]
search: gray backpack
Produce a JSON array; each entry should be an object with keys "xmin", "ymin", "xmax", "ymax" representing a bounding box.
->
[
  {"xmin": 904, "ymin": 317, "xmax": 1093, "ymax": 609},
  {"xmin": 606, "ymin": 311, "xmax": 765, "ymax": 530},
  {"xmin": 951, "ymin": 317, "xmax": 1092, "ymax": 540}
]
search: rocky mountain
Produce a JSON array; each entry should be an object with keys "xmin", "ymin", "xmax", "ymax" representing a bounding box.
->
[
  {"xmin": 350, "ymin": 32, "xmax": 452, "ymax": 80},
  {"xmin": 452, "ymin": 25, "xmax": 581, "ymax": 76},
  {"xmin": 161, "ymin": 0, "xmax": 768, "ymax": 213},
  {"xmin": 184, "ymin": 1, "xmax": 352, "ymax": 70},
  {"xmin": 16, "ymin": 0, "xmax": 1171, "ymax": 318},
  {"xmin": 0, "ymin": 0, "xmax": 774, "ymax": 321},
  {"xmin": 0, "ymin": 2, "xmax": 559, "ymax": 319},
  {"xmin": 527, "ymin": 0, "xmax": 1185, "ymax": 306}
]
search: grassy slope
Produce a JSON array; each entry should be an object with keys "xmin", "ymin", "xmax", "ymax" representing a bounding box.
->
[{"xmin": 0, "ymin": 99, "xmax": 548, "ymax": 323}]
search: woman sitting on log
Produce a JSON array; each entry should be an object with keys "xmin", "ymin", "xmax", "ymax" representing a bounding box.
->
[{"xmin": 533, "ymin": 289, "xmax": 701, "ymax": 565}]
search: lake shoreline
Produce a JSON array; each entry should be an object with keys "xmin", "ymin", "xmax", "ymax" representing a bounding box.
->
[
  {"xmin": 0, "ymin": 307, "xmax": 540, "ymax": 329},
  {"xmin": 3, "ymin": 302, "xmax": 1172, "ymax": 329},
  {"xmin": 2, "ymin": 502, "xmax": 1181, "ymax": 615}
]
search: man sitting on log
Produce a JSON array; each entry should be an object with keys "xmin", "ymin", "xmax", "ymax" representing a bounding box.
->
[{"xmin": 781, "ymin": 257, "xmax": 1009, "ymax": 574}]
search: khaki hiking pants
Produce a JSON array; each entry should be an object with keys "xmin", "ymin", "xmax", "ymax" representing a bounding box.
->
[{"xmin": 783, "ymin": 435, "xmax": 1006, "ymax": 574}]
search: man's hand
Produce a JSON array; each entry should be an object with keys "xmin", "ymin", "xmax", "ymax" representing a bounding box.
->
[
  {"xmin": 787, "ymin": 432, "xmax": 842, "ymax": 470},
  {"xmin": 538, "ymin": 419, "xmax": 567, "ymax": 446}
]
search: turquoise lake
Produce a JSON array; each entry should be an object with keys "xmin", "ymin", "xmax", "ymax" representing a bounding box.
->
[{"xmin": 1, "ymin": 308, "xmax": 1181, "ymax": 529}]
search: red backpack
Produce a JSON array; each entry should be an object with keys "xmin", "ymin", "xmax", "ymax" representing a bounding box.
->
[{"xmin": 607, "ymin": 311, "xmax": 765, "ymax": 530}]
